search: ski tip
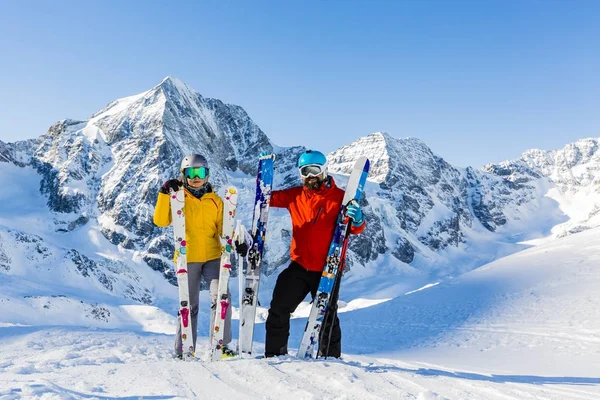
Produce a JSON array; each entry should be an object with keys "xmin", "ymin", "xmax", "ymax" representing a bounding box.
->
[
  {"xmin": 259, "ymin": 153, "xmax": 276, "ymax": 161},
  {"xmin": 355, "ymin": 156, "xmax": 370, "ymax": 171}
]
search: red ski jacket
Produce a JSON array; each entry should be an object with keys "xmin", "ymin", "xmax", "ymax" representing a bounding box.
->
[{"xmin": 270, "ymin": 177, "xmax": 366, "ymax": 272}]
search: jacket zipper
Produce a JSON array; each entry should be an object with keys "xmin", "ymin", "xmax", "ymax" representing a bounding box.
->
[{"xmin": 312, "ymin": 206, "xmax": 323, "ymax": 224}]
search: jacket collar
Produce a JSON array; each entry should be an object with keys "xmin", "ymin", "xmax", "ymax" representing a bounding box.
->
[{"xmin": 184, "ymin": 182, "xmax": 213, "ymax": 199}]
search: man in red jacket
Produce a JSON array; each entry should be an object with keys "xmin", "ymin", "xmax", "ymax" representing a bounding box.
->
[{"xmin": 265, "ymin": 150, "xmax": 366, "ymax": 358}]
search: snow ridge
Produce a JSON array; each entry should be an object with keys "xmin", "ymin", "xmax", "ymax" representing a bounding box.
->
[{"xmin": 0, "ymin": 76, "xmax": 597, "ymax": 314}]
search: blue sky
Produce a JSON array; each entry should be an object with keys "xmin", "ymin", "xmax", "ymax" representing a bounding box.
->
[{"xmin": 1, "ymin": 0, "xmax": 599, "ymax": 167}]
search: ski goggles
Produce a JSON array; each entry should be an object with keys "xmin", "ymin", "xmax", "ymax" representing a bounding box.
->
[
  {"xmin": 299, "ymin": 164, "xmax": 325, "ymax": 178},
  {"xmin": 183, "ymin": 167, "xmax": 209, "ymax": 179}
]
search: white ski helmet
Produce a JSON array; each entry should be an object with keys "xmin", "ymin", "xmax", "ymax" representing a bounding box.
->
[{"xmin": 180, "ymin": 154, "xmax": 209, "ymax": 172}]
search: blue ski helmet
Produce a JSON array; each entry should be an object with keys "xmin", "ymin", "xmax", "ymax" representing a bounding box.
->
[{"xmin": 297, "ymin": 150, "xmax": 328, "ymax": 178}]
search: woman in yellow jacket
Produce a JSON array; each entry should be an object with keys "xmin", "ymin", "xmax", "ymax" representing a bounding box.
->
[{"xmin": 153, "ymin": 154, "xmax": 234, "ymax": 358}]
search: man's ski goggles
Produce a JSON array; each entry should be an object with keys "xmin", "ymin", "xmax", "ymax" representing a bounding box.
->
[
  {"xmin": 299, "ymin": 164, "xmax": 325, "ymax": 178},
  {"xmin": 184, "ymin": 167, "xmax": 209, "ymax": 179}
]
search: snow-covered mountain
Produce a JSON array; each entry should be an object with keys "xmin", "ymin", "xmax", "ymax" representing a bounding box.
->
[
  {"xmin": 3, "ymin": 77, "xmax": 278, "ymax": 282},
  {"xmin": 483, "ymin": 138, "xmax": 600, "ymax": 238},
  {"xmin": 328, "ymin": 132, "xmax": 567, "ymax": 277},
  {"xmin": 0, "ymin": 76, "xmax": 597, "ymax": 309}
]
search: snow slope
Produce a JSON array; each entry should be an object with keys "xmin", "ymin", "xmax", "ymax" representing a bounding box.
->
[
  {"xmin": 1, "ymin": 227, "xmax": 598, "ymax": 399},
  {"xmin": 342, "ymin": 227, "xmax": 600, "ymax": 378},
  {"xmin": 1, "ymin": 77, "xmax": 599, "ymax": 398}
]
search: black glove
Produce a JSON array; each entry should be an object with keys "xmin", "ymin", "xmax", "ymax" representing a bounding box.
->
[
  {"xmin": 234, "ymin": 240, "xmax": 249, "ymax": 257},
  {"xmin": 160, "ymin": 179, "xmax": 181, "ymax": 195}
]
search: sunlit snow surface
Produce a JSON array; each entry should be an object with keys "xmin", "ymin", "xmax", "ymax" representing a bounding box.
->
[
  {"xmin": 1, "ymin": 197, "xmax": 599, "ymax": 398},
  {"xmin": 1, "ymin": 85, "xmax": 600, "ymax": 397}
]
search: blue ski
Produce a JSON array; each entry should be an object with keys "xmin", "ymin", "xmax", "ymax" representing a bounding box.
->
[
  {"xmin": 297, "ymin": 156, "xmax": 370, "ymax": 359},
  {"xmin": 238, "ymin": 153, "xmax": 275, "ymax": 357}
]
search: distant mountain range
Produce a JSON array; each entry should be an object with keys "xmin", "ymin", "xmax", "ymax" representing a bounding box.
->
[{"xmin": 1, "ymin": 76, "xmax": 598, "ymax": 307}]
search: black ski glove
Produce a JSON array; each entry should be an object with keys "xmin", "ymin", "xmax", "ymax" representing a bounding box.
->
[
  {"xmin": 234, "ymin": 240, "xmax": 249, "ymax": 257},
  {"xmin": 160, "ymin": 179, "xmax": 181, "ymax": 195}
]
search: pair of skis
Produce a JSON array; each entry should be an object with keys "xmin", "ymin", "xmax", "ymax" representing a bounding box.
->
[
  {"xmin": 169, "ymin": 153, "xmax": 275, "ymax": 361},
  {"xmin": 169, "ymin": 185, "xmax": 240, "ymax": 361},
  {"xmin": 214, "ymin": 152, "xmax": 276, "ymax": 360},
  {"xmin": 297, "ymin": 156, "xmax": 370, "ymax": 359},
  {"xmin": 238, "ymin": 153, "xmax": 275, "ymax": 357}
]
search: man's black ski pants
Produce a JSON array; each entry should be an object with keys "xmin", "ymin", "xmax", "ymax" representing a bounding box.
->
[{"xmin": 265, "ymin": 261, "xmax": 341, "ymax": 358}]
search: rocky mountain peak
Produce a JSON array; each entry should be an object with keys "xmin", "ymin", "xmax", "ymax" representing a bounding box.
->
[
  {"xmin": 484, "ymin": 137, "xmax": 600, "ymax": 193},
  {"xmin": 157, "ymin": 75, "xmax": 188, "ymax": 91},
  {"xmin": 2, "ymin": 76, "xmax": 597, "ymax": 293},
  {"xmin": 0, "ymin": 139, "xmax": 12, "ymax": 163},
  {"xmin": 6, "ymin": 78, "xmax": 275, "ymax": 282},
  {"xmin": 482, "ymin": 136, "xmax": 600, "ymax": 239},
  {"xmin": 328, "ymin": 132, "xmax": 390, "ymax": 182},
  {"xmin": 328, "ymin": 131, "xmax": 446, "ymax": 185},
  {"xmin": 521, "ymin": 137, "xmax": 599, "ymax": 168}
]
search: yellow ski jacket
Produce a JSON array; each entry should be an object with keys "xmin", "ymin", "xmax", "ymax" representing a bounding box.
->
[{"xmin": 153, "ymin": 189, "xmax": 223, "ymax": 262}]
